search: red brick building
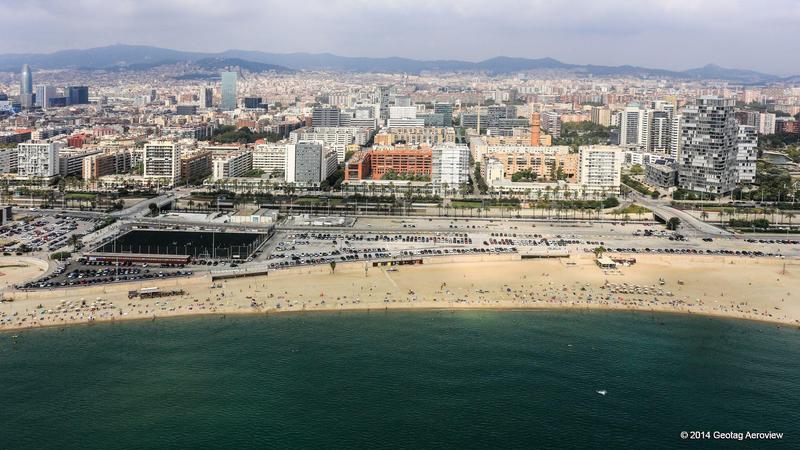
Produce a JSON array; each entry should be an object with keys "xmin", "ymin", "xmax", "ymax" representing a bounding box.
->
[{"xmin": 345, "ymin": 145, "xmax": 432, "ymax": 181}]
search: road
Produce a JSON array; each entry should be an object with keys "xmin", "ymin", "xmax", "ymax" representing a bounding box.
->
[
  {"xmin": 630, "ymin": 192, "xmax": 734, "ymax": 237},
  {"xmin": 111, "ymin": 187, "xmax": 195, "ymax": 219}
]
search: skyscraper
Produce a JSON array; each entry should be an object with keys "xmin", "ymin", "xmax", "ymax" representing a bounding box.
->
[
  {"xmin": 678, "ymin": 97, "xmax": 739, "ymax": 195},
  {"xmin": 20, "ymin": 65, "xmax": 32, "ymax": 95},
  {"xmin": 65, "ymin": 86, "xmax": 89, "ymax": 105},
  {"xmin": 434, "ymin": 102, "xmax": 453, "ymax": 127},
  {"xmin": 199, "ymin": 86, "xmax": 213, "ymax": 108},
  {"xmin": 221, "ymin": 72, "xmax": 237, "ymax": 111},
  {"xmin": 34, "ymin": 84, "xmax": 56, "ymax": 109}
]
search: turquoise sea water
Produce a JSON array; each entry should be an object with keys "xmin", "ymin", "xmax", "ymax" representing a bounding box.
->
[{"xmin": 1, "ymin": 310, "xmax": 799, "ymax": 449}]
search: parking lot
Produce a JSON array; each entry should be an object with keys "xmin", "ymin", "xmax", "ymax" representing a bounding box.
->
[
  {"xmin": 19, "ymin": 259, "xmax": 194, "ymax": 290},
  {"xmin": 0, "ymin": 215, "xmax": 98, "ymax": 254},
  {"xmin": 15, "ymin": 212, "xmax": 800, "ymax": 290}
]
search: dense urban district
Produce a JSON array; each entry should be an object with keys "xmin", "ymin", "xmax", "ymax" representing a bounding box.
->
[{"xmin": 1, "ymin": 55, "xmax": 800, "ymax": 330}]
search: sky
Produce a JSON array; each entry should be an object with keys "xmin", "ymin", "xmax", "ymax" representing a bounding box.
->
[{"xmin": 1, "ymin": 0, "xmax": 798, "ymax": 75}]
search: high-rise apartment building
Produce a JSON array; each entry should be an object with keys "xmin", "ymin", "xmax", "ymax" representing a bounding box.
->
[
  {"xmin": 289, "ymin": 126, "xmax": 370, "ymax": 163},
  {"xmin": 678, "ymin": 97, "xmax": 739, "ymax": 195},
  {"xmin": 17, "ymin": 142, "xmax": 62, "ymax": 179},
  {"xmin": 377, "ymin": 86, "xmax": 393, "ymax": 120},
  {"xmin": 618, "ymin": 103, "xmax": 679, "ymax": 155},
  {"xmin": 668, "ymin": 114, "xmax": 682, "ymax": 159},
  {"xmin": 736, "ymin": 125, "xmax": 758, "ymax": 184},
  {"xmin": 220, "ymin": 72, "xmax": 238, "ymax": 111},
  {"xmin": 759, "ymin": 112, "xmax": 776, "ymax": 135},
  {"xmin": 143, "ymin": 142, "xmax": 181, "ymax": 182},
  {"xmin": 590, "ymin": 107, "xmax": 612, "ymax": 127},
  {"xmin": 286, "ymin": 141, "xmax": 338, "ymax": 184},
  {"xmin": 618, "ymin": 106, "xmax": 646, "ymax": 147},
  {"xmin": 431, "ymin": 143, "xmax": 470, "ymax": 187},
  {"xmin": 578, "ymin": 145, "xmax": 622, "ymax": 193},
  {"xmin": 540, "ymin": 111, "xmax": 562, "ymax": 139},
  {"xmin": 312, "ymin": 107, "xmax": 341, "ymax": 127},
  {"xmin": 0, "ymin": 147, "xmax": 19, "ymax": 173},
  {"xmin": 252, "ymin": 143, "xmax": 288, "ymax": 174}
]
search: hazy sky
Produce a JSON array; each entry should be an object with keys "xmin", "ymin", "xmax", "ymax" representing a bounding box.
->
[{"xmin": 2, "ymin": 0, "xmax": 798, "ymax": 75}]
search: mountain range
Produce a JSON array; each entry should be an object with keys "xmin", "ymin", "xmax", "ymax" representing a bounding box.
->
[{"xmin": 0, "ymin": 44, "xmax": 791, "ymax": 84}]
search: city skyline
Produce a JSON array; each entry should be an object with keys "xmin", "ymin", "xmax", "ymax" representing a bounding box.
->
[{"xmin": 1, "ymin": 0, "xmax": 799, "ymax": 75}]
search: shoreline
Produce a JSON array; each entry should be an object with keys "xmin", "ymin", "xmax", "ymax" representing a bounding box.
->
[
  {"xmin": 2, "ymin": 253, "xmax": 799, "ymax": 332},
  {"xmin": 3, "ymin": 303, "xmax": 799, "ymax": 336}
]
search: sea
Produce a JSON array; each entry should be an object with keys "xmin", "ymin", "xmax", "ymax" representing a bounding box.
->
[{"xmin": 1, "ymin": 310, "xmax": 798, "ymax": 449}]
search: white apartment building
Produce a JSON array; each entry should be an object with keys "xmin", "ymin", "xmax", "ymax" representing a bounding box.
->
[
  {"xmin": 669, "ymin": 114, "xmax": 682, "ymax": 159},
  {"xmin": 618, "ymin": 103, "xmax": 679, "ymax": 156},
  {"xmin": 578, "ymin": 145, "xmax": 622, "ymax": 194},
  {"xmin": 212, "ymin": 151, "xmax": 253, "ymax": 179},
  {"xmin": 143, "ymin": 142, "xmax": 181, "ymax": 182},
  {"xmin": 285, "ymin": 142, "xmax": 338, "ymax": 184},
  {"xmin": 289, "ymin": 127, "xmax": 371, "ymax": 162},
  {"xmin": 387, "ymin": 106, "xmax": 424, "ymax": 128},
  {"xmin": 388, "ymin": 106, "xmax": 417, "ymax": 119},
  {"xmin": 16, "ymin": 142, "xmax": 63, "ymax": 179},
  {"xmin": 252, "ymin": 143, "xmax": 288, "ymax": 174},
  {"xmin": 759, "ymin": 112, "xmax": 776, "ymax": 135},
  {"xmin": 736, "ymin": 125, "xmax": 758, "ymax": 184},
  {"xmin": 432, "ymin": 143, "xmax": 470, "ymax": 187}
]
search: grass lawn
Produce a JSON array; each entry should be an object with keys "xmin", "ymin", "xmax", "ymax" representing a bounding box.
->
[
  {"xmin": 613, "ymin": 204, "xmax": 651, "ymax": 215},
  {"xmin": 450, "ymin": 200, "xmax": 483, "ymax": 209},
  {"xmin": 64, "ymin": 193, "xmax": 97, "ymax": 200}
]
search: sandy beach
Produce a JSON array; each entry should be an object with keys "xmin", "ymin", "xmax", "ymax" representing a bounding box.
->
[{"xmin": 1, "ymin": 253, "xmax": 799, "ymax": 331}]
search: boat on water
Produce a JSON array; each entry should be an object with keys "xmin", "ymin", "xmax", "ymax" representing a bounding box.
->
[{"xmin": 596, "ymin": 390, "xmax": 607, "ymax": 396}]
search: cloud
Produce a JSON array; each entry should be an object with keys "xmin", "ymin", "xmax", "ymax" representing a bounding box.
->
[{"xmin": 0, "ymin": 0, "xmax": 798, "ymax": 74}]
